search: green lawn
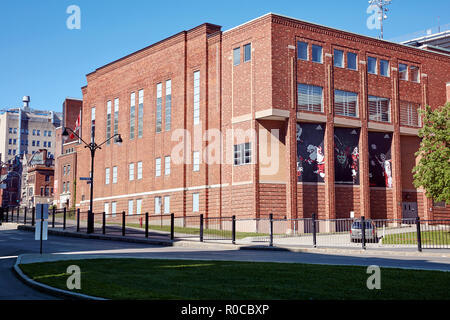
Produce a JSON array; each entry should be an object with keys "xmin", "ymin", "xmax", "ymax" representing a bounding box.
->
[
  {"xmin": 19, "ymin": 259, "xmax": 450, "ymax": 300},
  {"xmin": 382, "ymin": 231, "xmax": 450, "ymax": 245}
]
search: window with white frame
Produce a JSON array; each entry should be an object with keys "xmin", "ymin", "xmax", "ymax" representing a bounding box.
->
[
  {"xmin": 106, "ymin": 101, "xmax": 112, "ymax": 144},
  {"xmin": 410, "ymin": 66, "xmax": 420, "ymax": 83},
  {"xmin": 112, "ymin": 166, "xmax": 118, "ymax": 184},
  {"xmin": 399, "ymin": 63, "xmax": 408, "ymax": 80},
  {"xmin": 155, "ymin": 197, "xmax": 161, "ymax": 214},
  {"xmin": 334, "ymin": 49, "xmax": 344, "ymax": 68},
  {"xmin": 137, "ymin": 161, "xmax": 143, "ymax": 179},
  {"xmin": 193, "ymin": 151, "xmax": 200, "ymax": 172},
  {"xmin": 128, "ymin": 200, "xmax": 134, "ymax": 215},
  {"xmin": 114, "ymin": 98, "xmax": 119, "ymax": 140},
  {"xmin": 129, "ymin": 163, "xmax": 135, "ymax": 181},
  {"xmin": 156, "ymin": 83, "xmax": 162, "ymax": 133},
  {"xmin": 164, "ymin": 196, "xmax": 170, "ymax": 214},
  {"xmin": 234, "ymin": 143, "xmax": 251, "ymax": 166},
  {"xmin": 334, "ymin": 90, "xmax": 358, "ymax": 118},
  {"xmin": 193, "ymin": 71, "xmax": 200, "ymax": 125},
  {"xmin": 400, "ymin": 101, "xmax": 421, "ymax": 127},
  {"xmin": 105, "ymin": 168, "xmax": 110, "ymax": 185},
  {"xmin": 233, "ymin": 47, "xmax": 240, "ymax": 66},
  {"xmin": 165, "ymin": 80, "xmax": 171, "ymax": 131},
  {"xmin": 111, "ymin": 202, "xmax": 117, "ymax": 217},
  {"xmin": 368, "ymin": 96, "xmax": 391, "ymax": 123},
  {"xmin": 368, "ymin": 57, "xmax": 377, "ymax": 74},
  {"xmin": 297, "ymin": 41, "xmax": 308, "ymax": 60},
  {"xmin": 298, "ymin": 84, "xmax": 323, "ymax": 113},
  {"xmin": 193, "ymin": 193, "xmax": 199, "ymax": 212},
  {"xmin": 155, "ymin": 158, "xmax": 161, "ymax": 177},
  {"xmin": 312, "ymin": 44, "xmax": 323, "ymax": 63},
  {"xmin": 138, "ymin": 89, "xmax": 144, "ymax": 138},
  {"xmin": 380, "ymin": 59, "xmax": 390, "ymax": 77},
  {"xmin": 136, "ymin": 199, "xmax": 142, "ymax": 215},
  {"xmin": 130, "ymin": 92, "xmax": 135, "ymax": 140},
  {"xmin": 104, "ymin": 203, "xmax": 109, "ymax": 216},
  {"xmin": 244, "ymin": 43, "xmax": 251, "ymax": 62},
  {"xmin": 165, "ymin": 156, "xmax": 171, "ymax": 176}
]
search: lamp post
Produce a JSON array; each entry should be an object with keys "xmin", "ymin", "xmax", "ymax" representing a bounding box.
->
[{"xmin": 62, "ymin": 126, "xmax": 122, "ymax": 234}]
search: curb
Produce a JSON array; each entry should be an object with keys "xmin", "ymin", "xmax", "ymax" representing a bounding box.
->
[
  {"xmin": 16, "ymin": 225, "xmax": 450, "ymax": 258},
  {"xmin": 13, "ymin": 255, "xmax": 107, "ymax": 300}
]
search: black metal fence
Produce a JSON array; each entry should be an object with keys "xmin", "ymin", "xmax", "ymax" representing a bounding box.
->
[{"xmin": 2, "ymin": 206, "xmax": 449, "ymax": 251}]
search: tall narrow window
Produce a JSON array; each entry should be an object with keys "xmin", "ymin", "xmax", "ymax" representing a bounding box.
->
[
  {"xmin": 129, "ymin": 163, "xmax": 135, "ymax": 181},
  {"xmin": 128, "ymin": 200, "xmax": 134, "ymax": 215},
  {"xmin": 104, "ymin": 203, "xmax": 109, "ymax": 216},
  {"xmin": 244, "ymin": 43, "xmax": 251, "ymax": 62},
  {"xmin": 334, "ymin": 90, "xmax": 358, "ymax": 118},
  {"xmin": 347, "ymin": 53, "xmax": 357, "ymax": 70},
  {"xmin": 164, "ymin": 196, "xmax": 170, "ymax": 214},
  {"xmin": 165, "ymin": 80, "xmax": 171, "ymax": 131},
  {"xmin": 137, "ymin": 161, "xmax": 143, "ymax": 179},
  {"xmin": 297, "ymin": 41, "xmax": 308, "ymax": 60},
  {"xmin": 155, "ymin": 158, "xmax": 161, "ymax": 177},
  {"xmin": 369, "ymin": 96, "xmax": 391, "ymax": 123},
  {"xmin": 136, "ymin": 199, "xmax": 142, "ymax": 215},
  {"xmin": 130, "ymin": 92, "xmax": 135, "ymax": 140},
  {"xmin": 165, "ymin": 156, "xmax": 171, "ymax": 176},
  {"xmin": 399, "ymin": 63, "xmax": 408, "ymax": 80},
  {"xmin": 111, "ymin": 202, "xmax": 117, "ymax": 217},
  {"xmin": 193, "ymin": 193, "xmax": 199, "ymax": 213},
  {"xmin": 193, "ymin": 71, "xmax": 200, "ymax": 125},
  {"xmin": 138, "ymin": 89, "xmax": 144, "ymax": 138},
  {"xmin": 334, "ymin": 49, "xmax": 344, "ymax": 68},
  {"xmin": 155, "ymin": 197, "xmax": 161, "ymax": 214},
  {"xmin": 112, "ymin": 166, "xmax": 118, "ymax": 184},
  {"xmin": 312, "ymin": 45, "xmax": 323, "ymax": 63},
  {"xmin": 114, "ymin": 98, "xmax": 119, "ymax": 140},
  {"xmin": 380, "ymin": 59, "xmax": 390, "ymax": 77},
  {"xmin": 105, "ymin": 168, "xmax": 110, "ymax": 185},
  {"xmin": 298, "ymin": 84, "xmax": 323, "ymax": 113},
  {"xmin": 410, "ymin": 66, "xmax": 420, "ymax": 83},
  {"xmin": 368, "ymin": 57, "xmax": 377, "ymax": 74},
  {"xmin": 233, "ymin": 47, "xmax": 240, "ymax": 66},
  {"xmin": 156, "ymin": 83, "xmax": 162, "ymax": 133},
  {"xmin": 106, "ymin": 101, "xmax": 111, "ymax": 145},
  {"xmin": 193, "ymin": 151, "xmax": 200, "ymax": 172}
]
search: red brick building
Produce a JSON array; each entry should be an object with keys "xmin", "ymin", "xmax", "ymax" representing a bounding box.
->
[
  {"xmin": 76, "ymin": 13, "xmax": 450, "ymax": 221},
  {"xmin": 54, "ymin": 98, "xmax": 82, "ymax": 209}
]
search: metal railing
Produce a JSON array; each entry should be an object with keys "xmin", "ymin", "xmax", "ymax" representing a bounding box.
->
[{"xmin": 3, "ymin": 207, "xmax": 450, "ymax": 251}]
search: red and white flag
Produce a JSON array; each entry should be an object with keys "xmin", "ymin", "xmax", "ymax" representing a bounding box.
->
[{"xmin": 70, "ymin": 110, "xmax": 81, "ymax": 139}]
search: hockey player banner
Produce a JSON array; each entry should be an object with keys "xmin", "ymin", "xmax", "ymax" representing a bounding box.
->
[
  {"xmin": 334, "ymin": 127, "xmax": 360, "ymax": 185},
  {"xmin": 368, "ymin": 132, "xmax": 393, "ymax": 188},
  {"xmin": 296, "ymin": 122, "xmax": 325, "ymax": 183}
]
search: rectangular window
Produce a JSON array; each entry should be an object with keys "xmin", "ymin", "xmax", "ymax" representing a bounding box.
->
[
  {"xmin": 165, "ymin": 80, "xmax": 171, "ymax": 131},
  {"xmin": 114, "ymin": 98, "xmax": 119, "ymax": 140},
  {"xmin": 113, "ymin": 166, "xmax": 118, "ymax": 184},
  {"xmin": 410, "ymin": 66, "xmax": 420, "ymax": 83},
  {"xmin": 48, "ymin": 131, "xmax": 52, "ymax": 137},
  {"xmin": 164, "ymin": 196, "xmax": 170, "ymax": 214},
  {"xmin": 155, "ymin": 197, "xmax": 161, "ymax": 214},
  {"xmin": 9, "ymin": 128, "xmax": 12, "ymax": 134},
  {"xmin": 104, "ymin": 203, "xmax": 109, "ymax": 216},
  {"xmin": 44, "ymin": 131, "xmax": 47, "ymax": 137},
  {"xmin": 128, "ymin": 200, "xmax": 134, "ymax": 215},
  {"xmin": 105, "ymin": 168, "xmax": 110, "ymax": 185},
  {"xmin": 234, "ymin": 143, "xmax": 252, "ymax": 166},
  {"xmin": 111, "ymin": 202, "xmax": 117, "ymax": 218},
  {"xmin": 244, "ymin": 43, "xmax": 251, "ymax": 62},
  {"xmin": 130, "ymin": 92, "xmax": 135, "ymax": 140},
  {"xmin": 44, "ymin": 141, "xmax": 47, "ymax": 147},
  {"xmin": 193, "ymin": 193, "xmax": 199, "ymax": 213},
  {"xmin": 400, "ymin": 101, "xmax": 421, "ymax": 127},
  {"xmin": 297, "ymin": 41, "xmax": 308, "ymax": 60},
  {"xmin": 129, "ymin": 163, "xmax": 135, "ymax": 181},
  {"xmin": 36, "ymin": 141, "xmax": 40, "ymax": 147},
  {"xmin": 67, "ymin": 165, "xmax": 70, "ymax": 175},
  {"xmin": 156, "ymin": 83, "xmax": 162, "ymax": 133},
  {"xmin": 155, "ymin": 158, "xmax": 161, "ymax": 177},
  {"xmin": 233, "ymin": 47, "xmax": 240, "ymax": 66},
  {"xmin": 399, "ymin": 63, "xmax": 408, "ymax": 80},
  {"xmin": 136, "ymin": 199, "xmax": 142, "ymax": 215},
  {"xmin": 335, "ymin": 90, "xmax": 358, "ymax": 118},
  {"xmin": 48, "ymin": 141, "xmax": 51, "ymax": 148},
  {"xmin": 138, "ymin": 90, "xmax": 144, "ymax": 138},
  {"xmin": 37, "ymin": 130, "xmax": 40, "ymax": 136},
  {"xmin": 106, "ymin": 101, "xmax": 112, "ymax": 145},
  {"xmin": 334, "ymin": 49, "xmax": 344, "ymax": 68},
  {"xmin": 368, "ymin": 57, "xmax": 377, "ymax": 74},
  {"xmin": 298, "ymin": 84, "xmax": 323, "ymax": 113},
  {"xmin": 66, "ymin": 183, "xmax": 69, "ymax": 193},
  {"xmin": 193, "ymin": 71, "xmax": 200, "ymax": 125},
  {"xmin": 368, "ymin": 96, "xmax": 391, "ymax": 123},
  {"xmin": 137, "ymin": 161, "xmax": 143, "ymax": 180},
  {"xmin": 380, "ymin": 59, "xmax": 390, "ymax": 77},
  {"xmin": 193, "ymin": 151, "xmax": 200, "ymax": 172},
  {"xmin": 165, "ymin": 156, "xmax": 171, "ymax": 176},
  {"xmin": 312, "ymin": 45, "xmax": 323, "ymax": 63},
  {"xmin": 33, "ymin": 129, "xmax": 36, "ymax": 136}
]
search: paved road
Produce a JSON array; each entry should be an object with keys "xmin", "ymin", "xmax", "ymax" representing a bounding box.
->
[{"xmin": 1, "ymin": 223, "xmax": 449, "ymax": 299}]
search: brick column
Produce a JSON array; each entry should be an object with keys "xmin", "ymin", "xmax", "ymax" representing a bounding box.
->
[
  {"xmin": 391, "ymin": 66, "xmax": 402, "ymax": 220},
  {"xmin": 447, "ymin": 82, "xmax": 450, "ymax": 103},
  {"xmin": 421, "ymin": 74, "xmax": 433, "ymax": 220},
  {"xmin": 324, "ymin": 53, "xmax": 335, "ymax": 222},
  {"xmin": 359, "ymin": 59, "xmax": 371, "ymax": 219},
  {"xmin": 287, "ymin": 56, "xmax": 298, "ymax": 225}
]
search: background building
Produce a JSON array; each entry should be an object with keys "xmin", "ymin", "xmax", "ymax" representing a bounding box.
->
[
  {"xmin": 54, "ymin": 98, "xmax": 82, "ymax": 209},
  {"xmin": 75, "ymin": 13, "xmax": 450, "ymax": 221}
]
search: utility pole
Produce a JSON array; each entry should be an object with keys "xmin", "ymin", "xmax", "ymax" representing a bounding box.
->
[{"xmin": 369, "ymin": 0, "xmax": 392, "ymax": 39}]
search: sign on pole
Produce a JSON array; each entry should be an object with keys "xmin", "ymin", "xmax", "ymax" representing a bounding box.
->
[
  {"xmin": 35, "ymin": 220, "xmax": 48, "ymax": 241},
  {"xmin": 35, "ymin": 204, "xmax": 49, "ymax": 254},
  {"xmin": 36, "ymin": 204, "xmax": 49, "ymax": 220}
]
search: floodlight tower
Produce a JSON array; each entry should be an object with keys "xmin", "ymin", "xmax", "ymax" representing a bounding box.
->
[{"xmin": 369, "ymin": 0, "xmax": 392, "ymax": 39}]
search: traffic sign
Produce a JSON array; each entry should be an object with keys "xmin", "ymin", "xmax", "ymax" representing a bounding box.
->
[
  {"xmin": 36, "ymin": 204, "xmax": 49, "ymax": 220},
  {"xmin": 35, "ymin": 220, "xmax": 48, "ymax": 241}
]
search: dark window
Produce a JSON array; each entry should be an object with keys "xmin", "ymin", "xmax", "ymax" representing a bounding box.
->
[
  {"xmin": 297, "ymin": 41, "xmax": 308, "ymax": 60},
  {"xmin": 334, "ymin": 49, "xmax": 344, "ymax": 68},
  {"xmin": 312, "ymin": 45, "xmax": 323, "ymax": 63},
  {"xmin": 244, "ymin": 43, "xmax": 251, "ymax": 62}
]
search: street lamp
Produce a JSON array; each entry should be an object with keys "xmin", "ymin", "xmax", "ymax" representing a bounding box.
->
[{"xmin": 62, "ymin": 126, "xmax": 122, "ymax": 233}]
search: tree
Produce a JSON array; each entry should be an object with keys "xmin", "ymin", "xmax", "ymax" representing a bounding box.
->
[{"xmin": 413, "ymin": 103, "xmax": 450, "ymax": 203}]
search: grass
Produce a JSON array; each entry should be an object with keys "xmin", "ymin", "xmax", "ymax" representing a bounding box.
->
[
  {"xmin": 382, "ymin": 231, "xmax": 450, "ymax": 245},
  {"xmin": 19, "ymin": 258, "xmax": 450, "ymax": 300}
]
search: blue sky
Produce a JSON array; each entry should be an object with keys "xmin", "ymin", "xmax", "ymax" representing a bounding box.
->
[{"xmin": 0, "ymin": 0, "xmax": 449, "ymax": 112}]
